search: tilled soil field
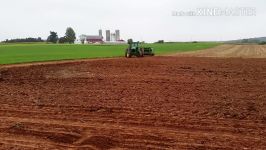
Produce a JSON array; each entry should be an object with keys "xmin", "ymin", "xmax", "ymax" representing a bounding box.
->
[
  {"xmin": 171, "ymin": 44, "xmax": 266, "ymax": 58},
  {"xmin": 0, "ymin": 56, "xmax": 266, "ymax": 149}
]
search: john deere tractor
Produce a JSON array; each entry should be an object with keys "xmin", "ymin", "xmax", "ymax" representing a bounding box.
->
[{"xmin": 125, "ymin": 42, "xmax": 154, "ymax": 58}]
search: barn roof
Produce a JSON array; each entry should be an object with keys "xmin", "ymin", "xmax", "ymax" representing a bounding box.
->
[{"xmin": 86, "ymin": 36, "xmax": 103, "ymax": 40}]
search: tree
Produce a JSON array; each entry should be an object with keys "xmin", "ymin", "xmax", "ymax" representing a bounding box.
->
[
  {"xmin": 65, "ymin": 27, "xmax": 76, "ymax": 44},
  {"xmin": 157, "ymin": 40, "xmax": 164, "ymax": 44},
  {"xmin": 37, "ymin": 37, "xmax": 42, "ymax": 42},
  {"xmin": 47, "ymin": 31, "xmax": 58, "ymax": 43},
  {"xmin": 127, "ymin": 39, "xmax": 133, "ymax": 44},
  {"xmin": 242, "ymin": 39, "xmax": 249, "ymax": 43},
  {"xmin": 58, "ymin": 37, "xmax": 67, "ymax": 44}
]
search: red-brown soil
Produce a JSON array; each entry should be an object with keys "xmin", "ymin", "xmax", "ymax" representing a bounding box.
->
[
  {"xmin": 0, "ymin": 57, "xmax": 266, "ymax": 149},
  {"xmin": 171, "ymin": 44, "xmax": 266, "ymax": 58}
]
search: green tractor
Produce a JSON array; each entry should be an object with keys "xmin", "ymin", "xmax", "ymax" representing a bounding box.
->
[{"xmin": 125, "ymin": 42, "xmax": 155, "ymax": 58}]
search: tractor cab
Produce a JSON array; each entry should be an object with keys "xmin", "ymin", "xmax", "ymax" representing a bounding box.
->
[
  {"xmin": 130, "ymin": 42, "xmax": 140, "ymax": 49},
  {"xmin": 129, "ymin": 42, "xmax": 140, "ymax": 53}
]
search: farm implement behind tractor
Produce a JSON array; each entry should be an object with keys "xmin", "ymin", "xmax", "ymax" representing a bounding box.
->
[{"xmin": 125, "ymin": 42, "xmax": 155, "ymax": 58}]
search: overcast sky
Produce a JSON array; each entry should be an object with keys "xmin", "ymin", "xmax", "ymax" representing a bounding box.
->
[{"xmin": 0, "ymin": 0, "xmax": 266, "ymax": 42}]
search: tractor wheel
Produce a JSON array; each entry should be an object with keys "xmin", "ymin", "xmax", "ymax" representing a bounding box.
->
[
  {"xmin": 138, "ymin": 49, "xmax": 144, "ymax": 57},
  {"xmin": 126, "ymin": 53, "xmax": 132, "ymax": 58},
  {"xmin": 141, "ymin": 49, "xmax": 144, "ymax": 57},
  {"xmin": 125, "ymin": 49, "xmax": 128, "ymax": 57},
  {"xmin": 125, "ymin": 49, "xmax": 132, "ymax": 58}
]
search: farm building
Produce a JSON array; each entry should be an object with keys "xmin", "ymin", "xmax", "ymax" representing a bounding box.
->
[
  {"xmin": 86, "ymin": 36, "xmax": 104, "ymax": 43},
  {"xmin": 79, "ymin": 34, "xmax": 103, "ymax": 44},
  {"xmin": 79, "ymin": 29, "xmax": 124, "ymax": 44}
]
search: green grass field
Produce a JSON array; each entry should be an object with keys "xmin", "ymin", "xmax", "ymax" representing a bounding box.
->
[{"xmin": 0, "ymin": 43, "xmax": 220, "ymax": 64}]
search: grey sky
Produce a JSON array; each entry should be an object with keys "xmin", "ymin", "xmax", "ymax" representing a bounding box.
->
[{"xmin": 0, "ymin": 0, "xmax": 266, "ymax": 42}]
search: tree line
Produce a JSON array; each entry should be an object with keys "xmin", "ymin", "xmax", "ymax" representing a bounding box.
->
[
  {"xmin": 241, "ymin": 39, "xmax": 266, "ymax": 45},
  {"xmin": 2, "ymin": 27, "xmax": 76, "ymax": 44},
  {"xmin": 3, "ymin": 37, "xmax": 44, "ymax": 43}
]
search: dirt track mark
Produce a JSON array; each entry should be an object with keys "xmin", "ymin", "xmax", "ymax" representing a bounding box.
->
[
  {"xmin": 171, "ymin": 44, "xmax": 266, "ymax": 58},
  {"xmin": 0, "ymin": 57, "xmax": 120, "ymax": 69},
  {"xmin": 1, "ymin": 115, "xmax": 265, "ymax": 149},
  {"xmin": 7, "ymin": 124, "xmax": 117, "ymax": 149},
  {"xmin": 8, "ymin": 126, "xmax": 81, "ymax": 144}
]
